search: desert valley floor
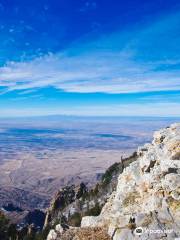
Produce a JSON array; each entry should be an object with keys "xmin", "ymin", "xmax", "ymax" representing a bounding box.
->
[{"xmin": 0, "ymin": 116, "xmax": 179, "ymax": 210}]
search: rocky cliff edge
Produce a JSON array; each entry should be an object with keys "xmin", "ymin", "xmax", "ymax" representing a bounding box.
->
[
  {"xmin": 81, "ymin": 123, "xmax": 180, "ymax": 239},
  {"xmin": 47, "ymin": 123, "xmax": 180, "ymax": 240}
]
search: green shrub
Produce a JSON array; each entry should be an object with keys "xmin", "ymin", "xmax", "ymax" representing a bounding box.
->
[
  {"xmin": 102, "ymin": 162, "xmax": 120, "ymax": 185},
  {"xmin": 85, "ymin": 203, "xmax": 102, "ymax": 216},
  {"xmin": 68, "ymin": 212, "xmax": 82, "ymax": 227}
]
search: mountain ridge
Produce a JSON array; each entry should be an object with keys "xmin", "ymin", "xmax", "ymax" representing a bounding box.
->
[{"xmin": 47, "ymin": 123, "xmax": 180, "ymax": 240}]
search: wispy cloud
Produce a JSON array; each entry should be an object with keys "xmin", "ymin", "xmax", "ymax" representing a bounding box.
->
[{"xmin": 0, "ymin": 11, "xmax": 180, "ymax": 94}]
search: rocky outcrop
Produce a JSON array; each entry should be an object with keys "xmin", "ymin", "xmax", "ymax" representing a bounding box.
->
[
  {"xmin": 44, "ymin": 153, "xmax": 137, "ymax": 230},
  {"xmin": 46, "ymin": 123, "xmax": 180, "ymax": 239},
  {"xmin": 81, "ymin": 123, "xmax": 180, "ymax": 239},
  {"xmin": 44, "ymin": 184, "xmax": 85, "ymax": 228}
]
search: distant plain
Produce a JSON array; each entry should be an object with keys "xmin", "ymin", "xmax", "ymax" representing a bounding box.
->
[{"xmin": 0, "ymin": 116, "xmax": 179, "ymax": 210}]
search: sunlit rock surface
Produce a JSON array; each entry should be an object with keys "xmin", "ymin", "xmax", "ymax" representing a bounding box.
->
[
  {"xmin": 47, "ymin": 123, "xmax": 180, "ymax": 239},
  {"xmin": 81, "ymin": 123, "xmax": 180, "ymax": 240}
]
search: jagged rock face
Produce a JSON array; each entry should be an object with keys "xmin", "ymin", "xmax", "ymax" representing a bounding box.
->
[
  {"xmin": 81, "ymin": 123, "xmax": 180, "ymax": 240},
  {"xmin": 44, "ymin": 184, "xmax": 88, "ymax": 228},
  {"xmin": 44, "ymin": 153, "xmax": 137, "ymax": 230}
]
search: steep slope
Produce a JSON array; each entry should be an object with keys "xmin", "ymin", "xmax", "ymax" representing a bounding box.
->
[
  {"xmin": 47, "ymin": 123, "xmax": 180, "ymax": 240},
  {"xmin": 81, "ymin": 123, "xmax": 180, "ymax": 239},
  {"xmin": 44, "ymin": 153, "xmax": 137, "ymax": 229}
]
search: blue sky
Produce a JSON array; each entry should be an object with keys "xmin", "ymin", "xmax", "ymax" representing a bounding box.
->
[{"xmin": 0, "ymin": 0, "xmax": 180, "ymax": 117}]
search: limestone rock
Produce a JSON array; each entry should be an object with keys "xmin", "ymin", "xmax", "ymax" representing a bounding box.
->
[
  {"xmin": 47, "ymin": 229, "xmax": 57, "ymax": 240},
  {"xmin": 81, "ymin": 123, "xmax": 180, "ymax": 239},
  {"xmin": 81, "ymin": 216, "xmax": 101, "ymax": 228},
  {"xmin": 55, "ymin": 224, "xmax": 64, "ymax": 234}
]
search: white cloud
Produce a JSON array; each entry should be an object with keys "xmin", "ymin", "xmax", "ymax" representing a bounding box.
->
[
  {"xmin": 0, "ymin": 52, "xmax": 179, "ymax": 94},
  {"xmin": 0, "ymin": 12, "xmax": 180, "ymax": 94}
]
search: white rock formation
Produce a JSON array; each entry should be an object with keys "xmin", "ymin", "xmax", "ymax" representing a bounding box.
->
[
  {"xmin": 81, "ymin": 216, "xmax": 101, "ymax": 227},
  {"xmin": 55, "ymin": 224, "xmax": 64, "ymax": 234},
  {"xmin": 81, "ymin": 123, "xmax": 180, "ymax": 240},
  {"xmin": 47, "ymin": 229, "xmax": 58, "ymax": 240}
]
